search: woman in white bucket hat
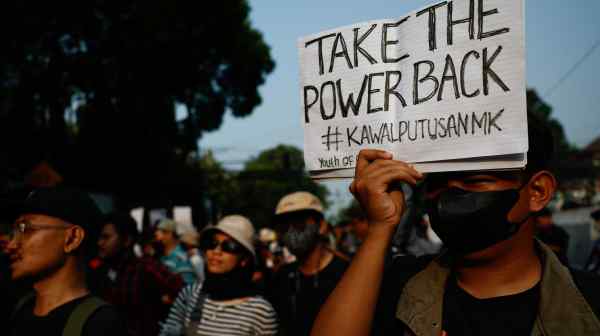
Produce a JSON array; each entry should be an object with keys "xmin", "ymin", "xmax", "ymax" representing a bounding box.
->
[{"xmin": 160, "ymin": 215, "xmax": 278, "ymax": 336}]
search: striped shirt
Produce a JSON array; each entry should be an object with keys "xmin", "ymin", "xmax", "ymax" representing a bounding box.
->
[{"xmin": 160, "ymin": 281, "xmax": 278, "ymax": 336}]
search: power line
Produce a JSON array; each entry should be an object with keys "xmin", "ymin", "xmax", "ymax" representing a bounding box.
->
[{"xmin": 544, "ymin": 38, "xmax": 600, "ymax": 97}]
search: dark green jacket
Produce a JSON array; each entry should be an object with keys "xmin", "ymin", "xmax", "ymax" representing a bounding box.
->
[{"xmin": 393, "ymin": 242, "xmax": 600, "ymax": 336}]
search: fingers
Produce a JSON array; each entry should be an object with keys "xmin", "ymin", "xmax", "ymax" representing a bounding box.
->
[
  {"xmin": 367, "ymin": 165, "xmax": 421, "ymax": 187},
  {"xmin": 350, "ymin": 160, "xmax": 423, "ymax": 196},
  {"xmin": 350, "ymin": 154, "xmax": 422, "ymax": 194},
  {"xmin": 354, "ymin": 166, "xmax": 421, "ymax": 197},
  {"xmin": 355, "ymin": 149, "xmax": 392, "ymax": 175}
]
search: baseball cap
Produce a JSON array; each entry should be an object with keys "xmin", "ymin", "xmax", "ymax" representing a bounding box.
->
[
  {"xmin": 16, "ymin": 187, "xmax": 103, "ymax": 258},
  {"xmin": 157, "ymin": 218, "xmax": 177, "ymax": 232},
  {"xmin": 275, "ymin": 191, "xmax": 323, "ymax": 216},
  {"xmin": 180, "ymin": 229, "xmax": 200, "ymax": 247},
  {"xmin": 201, "ymin": 215, "xmax": 256, "ymax": 257},
  {"xmin": 18, "ymin": 187, "xmax": 102, "ymax": 229}
]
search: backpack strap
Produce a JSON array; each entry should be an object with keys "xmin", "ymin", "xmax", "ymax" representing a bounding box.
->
[
  {"xmin": 10, "ymin": 291, "xmax": 36, "ymax": 322},
  {"xmin": 10, "ymin": 292, "xmax": 36, "ymax": 336},
  {"xmin": 62, "ymin": 296, "xmax": 109, "ymax": 336}
]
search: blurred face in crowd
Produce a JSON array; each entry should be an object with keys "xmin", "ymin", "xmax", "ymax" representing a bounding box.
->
[
  {"xmin": 6, "ymin": 214, "xmax": 76, "ymax": 280},
  {"xmin": 155, "ymin": 229, "xmax": 176, "ymax": 246},
  {"xmin": 276, "ymin": 211, "xmax": 325, "ymax": 259},
  {"xmin": 202, "ymin": 232, "xmax": 247, "ymax": 274},
  {"xmin": 97, "ymin": 223, "xmax": 125, "ymax": 259}
]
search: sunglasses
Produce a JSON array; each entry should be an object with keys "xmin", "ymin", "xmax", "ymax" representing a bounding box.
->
[{"xmin": 200, "ymin": 238, "xmax": 244, "ymax": 255}]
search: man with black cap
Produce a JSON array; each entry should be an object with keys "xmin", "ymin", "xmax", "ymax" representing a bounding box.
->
[{"xmin": 7, "ymin": 187, "xmax": 124, "ymax": 336}]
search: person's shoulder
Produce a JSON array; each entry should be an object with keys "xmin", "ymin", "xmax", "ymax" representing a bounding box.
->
[
  {"xmin": 83, "ymin": 300, "xmax": 125, "ymax": 336},
  {"xmin": 570, "ymin": 268, "xmax": 600, "ymax": 318},
  {"xmin": 380, "ymin": 254, "xmax": 437, "ymax": 291},
  {"xmin": 389, "ymin": 254, "xmax": 436, "ymax": 274},
  {"xmin": 274, "ymin": 261, "xmax": 299, "ymax": 278},
  {"xmin": 246, "ymin": 296, "xmax": 277, "ymax": 311},
  {"xmin": 180, "ymin": 280, "xmax": 203, "ymax": 297}
]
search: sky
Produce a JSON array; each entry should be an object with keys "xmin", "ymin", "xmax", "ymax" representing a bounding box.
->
[{"xmin": 201, "ymin": 0, "xmax": 600, "ymax": 215}]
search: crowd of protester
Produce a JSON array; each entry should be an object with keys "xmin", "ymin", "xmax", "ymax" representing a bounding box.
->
[{"xmin": 2, "ymin": 114, "xmax": 600, "ymax": 335}]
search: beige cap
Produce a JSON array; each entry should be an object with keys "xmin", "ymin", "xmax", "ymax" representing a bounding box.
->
[
  {"xmin": 180, "ymin": 229, "xmax": 200, "ymax": 247},
  {"xmin": 157, "ymin": 218, "xmax": 177, "ymax": 232},
  {"xmin": 201, "ymin": 215, "xmax": 256, "ymax": 257},
  {"xmin": 275, "ymin": 191, "xmax": 323, "ymax": 215}
]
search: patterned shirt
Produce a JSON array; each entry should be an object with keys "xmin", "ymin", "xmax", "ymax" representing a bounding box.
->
[
  {"xmin": 160, "ymin": 281, "xmax": 278, "ymax": 336},
  {"xmin": 161, "ymin": 244, "xmax": 197, "ymax": 284},
  {"xmin": 94, "ymin": 253, "xmax": 184, "ymax": 336}
]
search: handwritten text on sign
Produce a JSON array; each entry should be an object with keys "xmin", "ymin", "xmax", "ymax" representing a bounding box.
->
[{"xmin": 299, "ymin": 0, "xmax": 527, "ymax": 171}]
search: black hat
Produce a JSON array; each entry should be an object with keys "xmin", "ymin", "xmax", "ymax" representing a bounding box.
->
[
  {"xmin": 16, "ymin": 187, "xmax": 103, "ymax": 258},
  {"xmin": 19, "ymin": 187, "xmax": 102, "ymax": 231},
  {"xmin": 591, "ymin": 209, "xmax": 600, "ymax": 221}
]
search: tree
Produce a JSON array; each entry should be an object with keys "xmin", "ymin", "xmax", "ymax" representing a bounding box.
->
[
  {"xmin": 209, "ymin": 145, "xmax": 329, "ymax": 229},
  {"xmin": 0, "ymin": 1, "xmax": 274, "ymax": 199},
  {"xmin": 527, "ymin": 89, "xmax": 576, "ymax": 156}
]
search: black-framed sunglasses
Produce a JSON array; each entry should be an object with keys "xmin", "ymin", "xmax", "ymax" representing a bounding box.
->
[{"xmin": 200, "ymin": 238, "xmax": 244, "ymax": 255}]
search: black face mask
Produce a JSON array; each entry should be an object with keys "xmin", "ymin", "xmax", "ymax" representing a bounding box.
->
[{"xmin": 426, "ymin": 187, "xmax": 529, "ymax": 256}]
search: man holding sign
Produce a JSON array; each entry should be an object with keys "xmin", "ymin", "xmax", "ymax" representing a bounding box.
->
[
  {"xmin": 311, "ymin": 114, "xmax": 600, "ymax": 335},
  {"xmin": 300, "ymin": 0, "xmax": 600, "ymax": 334}
]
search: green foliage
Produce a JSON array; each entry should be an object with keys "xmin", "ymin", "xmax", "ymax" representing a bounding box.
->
[
  {"xmin": 0, "ymin": 1, "xmax": 274, "ymax": 199},
  {"xmin": 204, "ymin": 145, "xmax": 329, "ymax": 229},
  {"xmin": 527, "ymin": 89, "xmax": 578, "ymax": 155}
]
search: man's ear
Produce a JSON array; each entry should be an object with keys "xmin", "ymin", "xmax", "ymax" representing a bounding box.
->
[
  {"xmin": 64, "ymin": 226, "xmax": 85, "ymax": 253},
  {"xmin": 527, "ymin": 170, "xmax": 557, "ymax": 212}
]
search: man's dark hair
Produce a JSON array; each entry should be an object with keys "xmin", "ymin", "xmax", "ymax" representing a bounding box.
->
[
  {"xmin": 102, "ymin": 212, "xmax": 139, "ymax": 242},
  {"xmin": 526, "ymin": 112, "xmax": 555, "ymax": 174}
]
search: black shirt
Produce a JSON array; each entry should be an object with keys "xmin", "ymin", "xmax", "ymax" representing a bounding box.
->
[
  {"xmin": 372, "ymin": 255, "xmax": 539, "ymax": 336},
  {"xmin": 269, "ymin": 255, "xmax": 348, "ymax": 336},
  {"xmin": 11, "ymin": 294, "xmax": 124, "ymax": 336},
  {"xmin": 441, "ymin": 276, "xmax": 540, "ymax": 336}
]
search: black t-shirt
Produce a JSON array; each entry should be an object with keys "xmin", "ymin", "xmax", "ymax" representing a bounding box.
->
[
  {"xmin": 11, "ymin": 294, "xmax": 125, "ymax": 336},
  {"xmin": 441, "ymin": 276, "xmax": 540, "ymax": 336},
  {"xmin": 373, "ymin": 255, "xmax": 539, "ymax": 336},
  {"xmin": 269, "ymin": 255, "xmax": 348, "ymax": 336}
]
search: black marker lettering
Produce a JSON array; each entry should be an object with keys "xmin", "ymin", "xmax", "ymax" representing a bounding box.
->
[
  {"xmin": 305, "ymin": 33, "xmax": 337, "ymax": 75},
  {"xmin": 382, "ymin": 17, "xmax": 410, "ymax": 63}
]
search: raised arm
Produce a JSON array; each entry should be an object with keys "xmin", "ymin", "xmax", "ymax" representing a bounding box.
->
[{"xmin": 311, "ymin": 150, "xmax": 423, "ymax": 336}]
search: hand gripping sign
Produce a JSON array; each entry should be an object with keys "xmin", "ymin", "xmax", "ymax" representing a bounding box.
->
[{"xmin": 299, "ymin": 0, "xmax": 527, "ymax": 179}]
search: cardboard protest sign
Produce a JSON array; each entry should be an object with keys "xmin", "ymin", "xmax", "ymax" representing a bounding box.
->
[{"xmin": 299, "ymin": 0, "xmax": 526, "ymax": 179}]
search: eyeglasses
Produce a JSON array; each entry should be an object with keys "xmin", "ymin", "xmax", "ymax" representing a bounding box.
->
[
  {"xmin": 200, "ymin": 238, "xmax": 244, "ymax": 254},
  {"xmin": 10, "ymin": 221, "xmax": 73, "ymax": 243}
]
